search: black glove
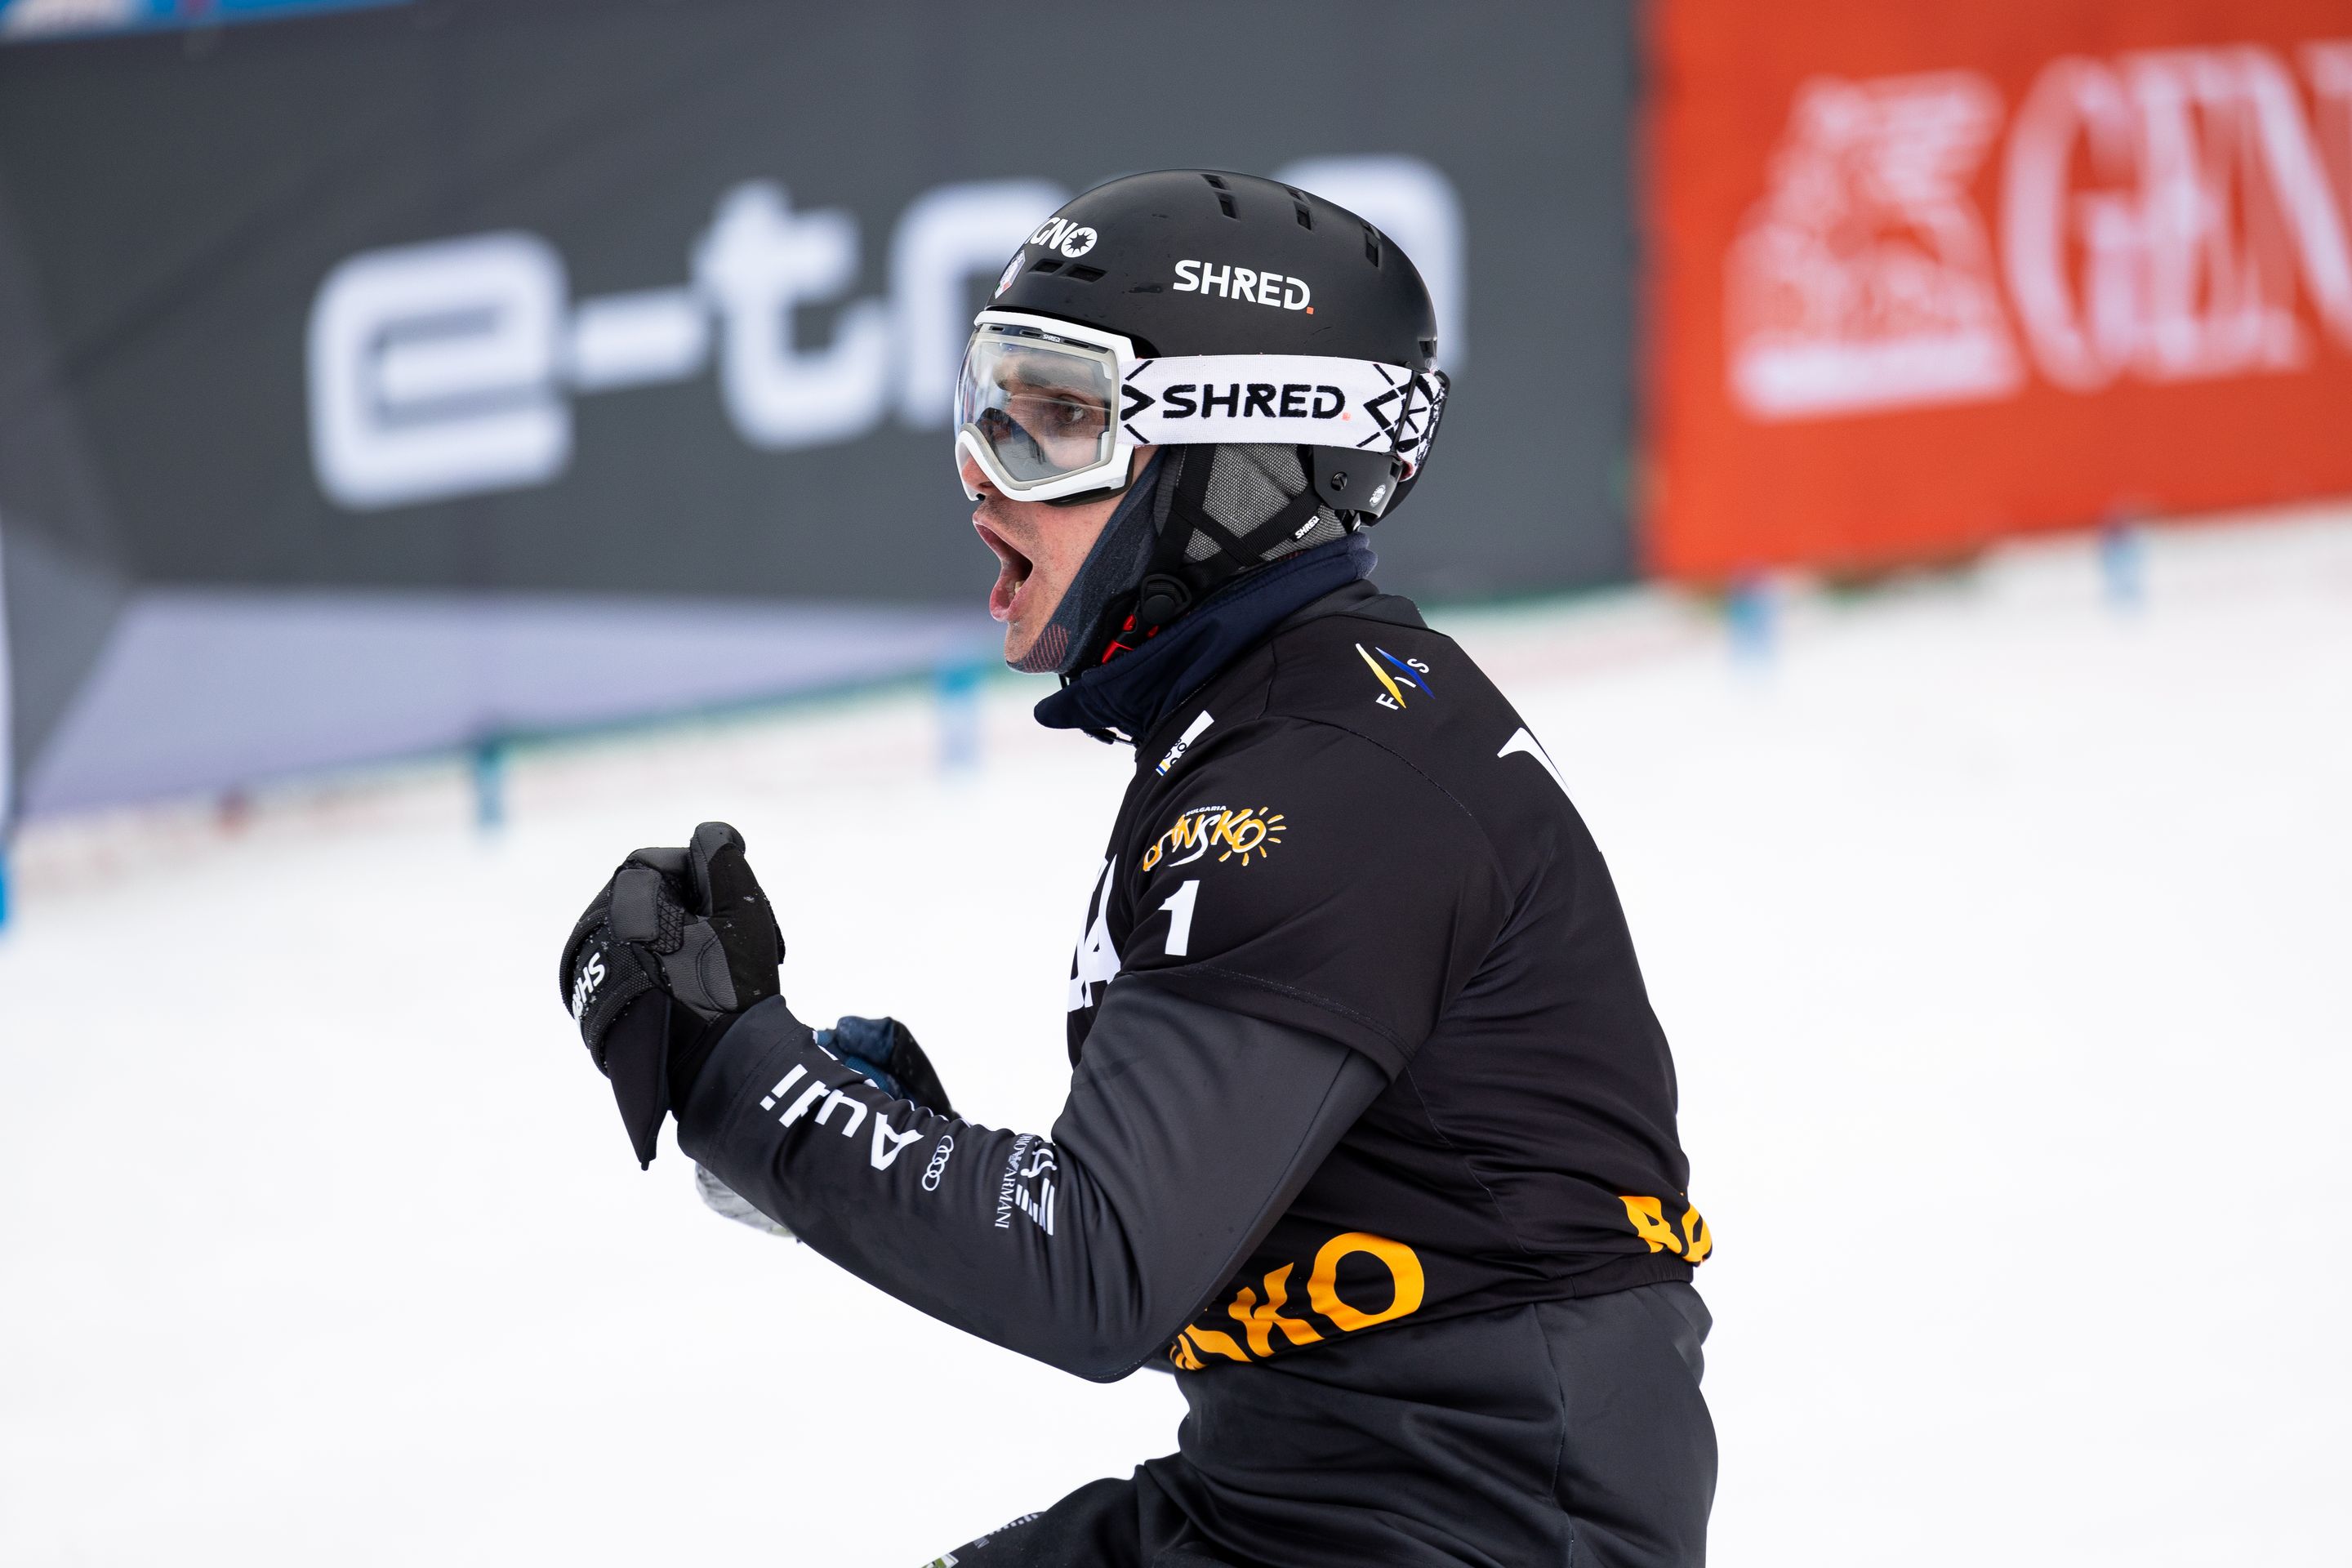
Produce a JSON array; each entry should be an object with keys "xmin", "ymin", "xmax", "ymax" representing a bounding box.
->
[
  {"xmin": 816, "ymin": 1015, "xmax": 959, "ymax": 1120},
  {"xmin": 560, "ymin": 821, "xmax": 784, "ymax": 1167}
]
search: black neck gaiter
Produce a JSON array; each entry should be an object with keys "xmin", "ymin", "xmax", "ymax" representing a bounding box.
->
[
  {"xmin": 1008, "ymin": 444, "xmax": 1348, "ymax": 677},
  {"xmin": 1033, "ymin": 533, "xmax": 1376, "ymax": 743},
  {"xmin": 1009, "ymin": 455, "xmax": 1169, "ymax": 676}
]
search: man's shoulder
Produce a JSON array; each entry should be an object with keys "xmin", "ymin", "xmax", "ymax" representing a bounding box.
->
[
  {"xmin": 1131, "ymin": 598, "xmax": 1545, "ymax": 827},
  {"xmin": 1261, "ymin": 603, "xmax": 1518, "ymax": 756},
  {"xmin": 1241, "ymin": 602, "xmax": 1584, "ymax": 871}
]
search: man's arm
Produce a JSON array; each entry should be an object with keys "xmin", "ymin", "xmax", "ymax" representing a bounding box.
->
[{"xmin": 676, "ymin": 980, "xmax": 1388, "ymax": 1382}]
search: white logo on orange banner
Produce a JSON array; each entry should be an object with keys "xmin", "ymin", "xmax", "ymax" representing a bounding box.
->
[
  {"xmin": 1722, "ymin": 47, "xmax": 2352, "ymax": 425},
  {"xmin": 1725, "ymin": 72, "xmax": 2023, "ymax": 421}
]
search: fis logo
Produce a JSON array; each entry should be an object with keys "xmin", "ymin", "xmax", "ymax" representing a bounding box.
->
[
  {"xmin": 1356, "ymin": 644, "xmax": 1433, "ymax": 710},
  {"xmin": 1173, "ymin": 260, "xmax": 1314, "ymax": 312},
  {"xmin": 569, "ymin": 947, "xmax": 606, "ymax": 1021}
]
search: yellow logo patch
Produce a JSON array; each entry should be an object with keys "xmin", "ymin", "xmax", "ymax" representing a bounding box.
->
[{"xmin": 1141, "ymin": 804, "xmax": 1286, "ymax": 871}]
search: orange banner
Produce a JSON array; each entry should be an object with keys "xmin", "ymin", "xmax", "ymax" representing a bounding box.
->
[{"xmin": 1646, "ymin": 0, "xmax": 2352, "ymax": 578}]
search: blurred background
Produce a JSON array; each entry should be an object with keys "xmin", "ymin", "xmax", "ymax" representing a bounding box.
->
[{"xmin": 0, "ymin": 1, "xmax": 2346, "ymax": 1562}]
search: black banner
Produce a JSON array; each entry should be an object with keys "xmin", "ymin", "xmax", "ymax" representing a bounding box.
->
[{"xmin": 0, "ymin": 0, "xmax": 1637, "ymax": 813}]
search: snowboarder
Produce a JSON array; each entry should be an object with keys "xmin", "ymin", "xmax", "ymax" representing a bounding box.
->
[{"xmin": 560, "ymin": 170, "xmax": 1714, "ymax": 1567}]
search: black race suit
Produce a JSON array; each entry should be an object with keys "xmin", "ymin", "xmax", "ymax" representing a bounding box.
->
[{"xmin": 678, "ymin": 542, "xmax": 1715, "ymax": 1566}]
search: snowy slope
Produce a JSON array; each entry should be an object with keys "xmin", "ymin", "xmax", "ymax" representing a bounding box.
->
[{"xmin": 2, "ymin": 507, "xmax": 2347, "ymax": 1566}]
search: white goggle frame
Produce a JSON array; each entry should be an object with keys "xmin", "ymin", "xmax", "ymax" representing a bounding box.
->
[{"xmin": 956, "ymin": 309, "xmax": 1446, "ymax": 505}]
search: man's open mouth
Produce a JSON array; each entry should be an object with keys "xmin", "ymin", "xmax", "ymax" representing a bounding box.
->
[{"xmin": 975, "ymin": 519, "xmax": 1034, "ymax": 623}]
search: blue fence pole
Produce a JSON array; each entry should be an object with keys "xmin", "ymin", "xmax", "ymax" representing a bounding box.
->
[
  {"xmin": 0, "ymin": 836, "xmax": 11, "ymax": 934},
  {"xmin": 473, "ymin": 738, "xmax": 507, "ymax": 831},
  {"xmin": 1727, "ymin": 572, "xmax": 1776, "ymax": 663},
  {"xmin": 2100, "ymin": 520, "xmax": 2146, "ymax": 612},
  {"xmin": 935, "ymin": 655, "xmax": 987, "ymax": 776}
]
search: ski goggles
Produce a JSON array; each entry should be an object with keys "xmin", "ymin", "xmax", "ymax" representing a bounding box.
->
[{"xmin": 955, "ymin": 310, "xmax": 1446, "ymax": 505}]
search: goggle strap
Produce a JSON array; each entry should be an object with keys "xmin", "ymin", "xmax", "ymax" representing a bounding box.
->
[{"xmin": 1116, "ymin": 355, "xmax": 1446, "ymax": 477}]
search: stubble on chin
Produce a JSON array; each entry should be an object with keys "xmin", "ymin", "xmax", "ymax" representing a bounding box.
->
[
  {"xmin": 1002, "ymin": 615, "xmax": 1037, "ymax": 665},
  {"xmin": 1002, "ymin": 574, "xmax": 1067, "ymax": 666}
]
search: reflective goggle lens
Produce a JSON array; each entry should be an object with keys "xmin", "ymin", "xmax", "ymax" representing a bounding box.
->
[{"xmin": 956, "ymin": 331, "xmax": 1118, "ymax": 487}]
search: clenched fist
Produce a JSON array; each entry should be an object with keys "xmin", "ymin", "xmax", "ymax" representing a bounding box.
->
[{"xmin": 559, "ymin": 821, "xmax": 786, "ymax": 1166}]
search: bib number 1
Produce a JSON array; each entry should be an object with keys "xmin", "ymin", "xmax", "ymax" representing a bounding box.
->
[{"xmin": 1160, "ymin": 880, "xmax": 1200, "ymax": 957}]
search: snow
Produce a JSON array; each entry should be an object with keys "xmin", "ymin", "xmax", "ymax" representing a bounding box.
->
[{"xmin": 2, "ymin": 505, "xmax": 2348, "ymax": 1566}]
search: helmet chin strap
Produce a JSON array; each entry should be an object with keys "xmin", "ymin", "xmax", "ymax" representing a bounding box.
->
[
  {"xmin": 1009, "ymin": 456, "xmax": 1171, "ymax": 676},
  {"xmin": 1066, "ymin": 443, "xmax": 1350, "ymax": 673}
]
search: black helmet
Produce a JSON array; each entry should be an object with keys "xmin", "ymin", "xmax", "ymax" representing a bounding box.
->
[{"xmin": 958, "ymin": 169, "xmax": 1447, "ymax": 524}]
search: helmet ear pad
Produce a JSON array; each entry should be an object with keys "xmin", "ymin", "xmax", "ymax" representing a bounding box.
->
[{"xmin": 1070, "ymin": 443, "xmax": 1354, "ymax": 666}]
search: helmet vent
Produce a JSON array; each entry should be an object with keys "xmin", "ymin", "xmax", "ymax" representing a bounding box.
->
[
  {"xmin": 1287, "ymin": 189, "xmax": 1313, "ymax": 229},
  {"xmin": 1064, "ymin": 263, "xmax": 1106, "ymax": 283},
  {"xmin": 1030, "ymin": 257, "xmax": 1065, "ymax": 274},
  {"xmin": 1201, "ymin": 172, "xmax": 1236, "ymax": 218},
  {"xmin": 1362, "ymin": 225, "xmax": 1383, "ymax": 266}
]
